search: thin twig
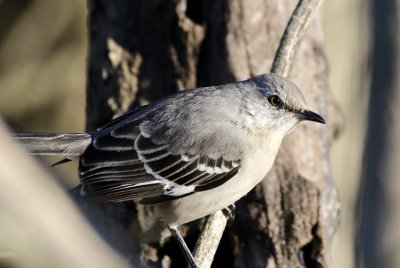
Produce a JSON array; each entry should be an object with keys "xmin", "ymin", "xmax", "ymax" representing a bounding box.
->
[
  {"xmin": 192, "ymin": 211, "xmax": 227, "ymax": 268},
  {"xmin": 271, "ymin": 0, "xmax": 324, "ymax": 77},
  {"xmin": 191, "ymin": 0, "xmax": 324, "ymax": 267}
]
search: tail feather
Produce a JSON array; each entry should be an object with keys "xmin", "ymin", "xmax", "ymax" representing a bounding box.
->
[
  {"xmin": 13, "ymin": 133, "xmax": 91, "ymax": 157},
  {"xmin": 51, "ymin": 158, "xmax": 72, "ymax": 167}
]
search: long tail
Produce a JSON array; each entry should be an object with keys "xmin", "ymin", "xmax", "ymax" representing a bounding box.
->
[{"xmin": 12, "ymin": 133, "xmax": 92, "ymax": 157}]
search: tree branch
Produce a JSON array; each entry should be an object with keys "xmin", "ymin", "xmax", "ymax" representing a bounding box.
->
[
  {"xmin": 192, "ymin": 211, "xmax": 227, "ymax": 268},
  {"xmin": 271, "ymin": 0, "xmax": 324, "ymax": 76},
  {"xmin": 191, "ymin": 0, "xmax": 324, "ymax": 267}
]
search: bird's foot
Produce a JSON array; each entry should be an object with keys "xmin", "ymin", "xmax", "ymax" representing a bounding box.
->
[{"xmin": 222, "ymin": 204, "xmax": 236, "ymax": 226}]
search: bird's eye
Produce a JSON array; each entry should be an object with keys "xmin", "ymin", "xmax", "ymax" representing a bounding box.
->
[{"xmin": 268, "ymin": 95, "xmax": 283, "ymax": 108}]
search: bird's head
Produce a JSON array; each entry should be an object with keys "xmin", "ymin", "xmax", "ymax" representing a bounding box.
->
[{"xmin": 246, "ymin": 73, "xmax": 325, "ymax": 136}]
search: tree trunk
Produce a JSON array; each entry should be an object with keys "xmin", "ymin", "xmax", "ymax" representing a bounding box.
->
[
  {"xmin": 85, "ymin": 0, "xmax": 340, "ymax": 267},
  {"xmin": 356, "ymin": 0, "xmax": 400, "ymax": 267}
]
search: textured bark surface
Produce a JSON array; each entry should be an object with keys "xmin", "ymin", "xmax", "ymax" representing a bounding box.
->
[
  {"xmin": 86, "ymin": 0, "xmax": 204, "ymax": 130},
  {"xmin": 86, "ymin": 0, "xmax": 340, "ymax": 267}
]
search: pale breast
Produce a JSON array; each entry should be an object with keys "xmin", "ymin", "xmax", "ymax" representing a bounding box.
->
[{"xmin": 151, "ymin": 135, "xmax": 282, "ymax": 226}]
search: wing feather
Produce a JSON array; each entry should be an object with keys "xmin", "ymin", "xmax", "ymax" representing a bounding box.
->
[{"xmin": 77, "ymin": 114, "xmax": 242, "ymax": 204}]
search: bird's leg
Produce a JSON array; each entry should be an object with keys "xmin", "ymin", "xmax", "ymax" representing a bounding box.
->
[
  {"xmin": 221, "ymin": 203, "xmax": 236, "ymax": 226},
  {"xmin": 167, "ymin": 225, "xmax": 198, "ymax": 268}
]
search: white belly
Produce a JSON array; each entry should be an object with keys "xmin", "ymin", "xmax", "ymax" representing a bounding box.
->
[{"xmin": 149, "ymin": 141, "xmax": 280, "ymax": 226}]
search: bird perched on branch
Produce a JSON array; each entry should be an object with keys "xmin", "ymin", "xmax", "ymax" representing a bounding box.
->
[{"xmin": 14, "ymin": 73, "xmax": 325, "ymax": 267}]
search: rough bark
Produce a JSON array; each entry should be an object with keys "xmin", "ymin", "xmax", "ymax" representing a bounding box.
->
[
  {"xmin": 86, "ymin": 0, "xmax": 340, "ymax": 267},
  {"xmin": 86, "ymin": 0, "xmax": 204, "ymax": 130}
]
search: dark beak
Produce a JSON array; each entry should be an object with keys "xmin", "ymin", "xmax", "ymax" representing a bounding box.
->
[{"xmin": 297, "ymin": 110, "xmax": 326, "ymax": 124}]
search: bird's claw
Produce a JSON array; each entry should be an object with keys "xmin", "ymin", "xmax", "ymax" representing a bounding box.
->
[{"xmin": 222, "ymin": 204, "xmax": 236, "ymax": 226}]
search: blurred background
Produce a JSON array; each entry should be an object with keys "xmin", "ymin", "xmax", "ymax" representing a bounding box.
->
[
  {"xmin": 0, "ymin": 0, "xmax": 397, "ymax": 267},
  {"xmin": 0, "ymin": 0, "xmax": 87, "ymax": 186}
]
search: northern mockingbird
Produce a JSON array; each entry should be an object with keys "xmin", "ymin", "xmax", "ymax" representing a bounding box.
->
[{"xmin": 15, "ymin": 73, "xmax": 325, "ymax": 267}]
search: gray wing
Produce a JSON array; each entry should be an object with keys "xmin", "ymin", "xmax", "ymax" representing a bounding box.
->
[{"xmin": 78, "ymin": 115, "xmax": 241, "ymax": 204}]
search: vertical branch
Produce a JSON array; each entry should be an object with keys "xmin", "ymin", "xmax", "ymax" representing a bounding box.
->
[
  {"xmin": 192, "ymin": 211, "xmax": 227, "ymax": 267},
  {"xmin": 271, "ymin": 0, "xmax": 324, "ymax": 76}
]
